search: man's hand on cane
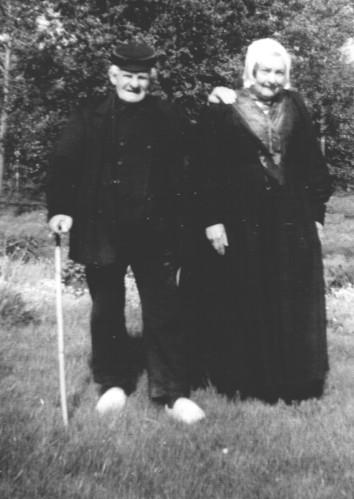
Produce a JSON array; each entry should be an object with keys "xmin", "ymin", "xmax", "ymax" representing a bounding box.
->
[{"xmin": 49, "ymin": 214, "xmax": 73, "ymax": 234}]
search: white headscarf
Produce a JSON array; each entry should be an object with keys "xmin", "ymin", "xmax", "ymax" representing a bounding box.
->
[{"xmin": 242, "ymin": 38, "xmax": 292, "ymax": 89}]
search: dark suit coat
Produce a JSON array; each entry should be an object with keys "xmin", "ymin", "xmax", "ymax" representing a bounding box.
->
[{"xmin": 47, "ymin": 93, "xmax": 189, "ymax": 265}]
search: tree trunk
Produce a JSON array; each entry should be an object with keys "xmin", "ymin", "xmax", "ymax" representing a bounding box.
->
[{"xmin": 0, "ymin": 37, "xmax": 12, "ymax": 195}]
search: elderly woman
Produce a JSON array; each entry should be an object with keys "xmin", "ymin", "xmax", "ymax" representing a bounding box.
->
[{"xmin": 195, "ymin": 38, "xmax": 333, "ymax": 402}]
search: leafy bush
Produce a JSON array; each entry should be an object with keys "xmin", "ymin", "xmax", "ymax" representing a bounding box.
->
[
  {"xmin": 0, "ymin": 209, "xmax": 53, "ymax": 261},
  {"xmin": 0, "ymin": 282, "xmax": 39, "ymax": 327},
  {"xmin": 4, "ymin": 235, "xmax": 41, "ymax": 262},
  {"xmin": 324, "ymin": 256, "xmax": 354, "ymax": 290},
  {"xmin": 61, "ymin": 260, "xmax": 87, "ymax": 296},
  {"xmin": 4, "ymin": 0, "xmax": 353, "ymax": 194}
]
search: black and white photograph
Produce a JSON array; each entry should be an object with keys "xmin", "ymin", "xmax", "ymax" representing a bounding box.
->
[{"xmin": 0, "ymin": 1, "xmax": 354, "ymax": 497}]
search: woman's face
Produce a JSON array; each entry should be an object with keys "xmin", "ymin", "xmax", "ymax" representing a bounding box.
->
[{"xmin": 252, "ymin": 54, "xmax": 286, "ymax": 100}]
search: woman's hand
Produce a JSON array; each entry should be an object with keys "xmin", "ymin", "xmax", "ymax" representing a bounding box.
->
[
  {"xmin": 205, "ymin": 223, "xmax": 229, "ymax": 255},
  {"xmin": 208, "ymin": 87, "xmax": 237, "ymax": 104}
]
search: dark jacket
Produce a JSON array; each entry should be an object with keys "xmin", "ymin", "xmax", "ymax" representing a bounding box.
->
[{"xmin": 47, "ymin": 93, "xmax": 189, "ymax": 265}]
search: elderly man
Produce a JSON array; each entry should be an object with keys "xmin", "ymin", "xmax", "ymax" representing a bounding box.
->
[{"xmin": 47, "ymin": 41, "xmax": 205, "ymax": 424}]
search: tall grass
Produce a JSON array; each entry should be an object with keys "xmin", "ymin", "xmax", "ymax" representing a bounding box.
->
[{"xmin": 1, "ymin": 195, "xmax": 354, "ymax": 498}]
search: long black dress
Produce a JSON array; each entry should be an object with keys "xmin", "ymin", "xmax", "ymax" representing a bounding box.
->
[{"xmin": 191, "ymin": 89, "xmax": 333, "ymax": 402}]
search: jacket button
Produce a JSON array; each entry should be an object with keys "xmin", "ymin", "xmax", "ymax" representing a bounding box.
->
[
  {"xmin": 119, "ymin": 141, "xmax": 125, "ymax": 147},
  {"xmin": 117, "ymin": 160, "xmax": 123, "ymax": 166},
  {"xmin": 146, "ymin": 144, "xmax": 152, "ymax": 150}
]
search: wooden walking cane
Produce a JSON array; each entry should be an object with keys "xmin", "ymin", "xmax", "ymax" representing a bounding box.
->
[{"xmin": 54, "ymin": 232, "xmax": 69, "ymax": 427}]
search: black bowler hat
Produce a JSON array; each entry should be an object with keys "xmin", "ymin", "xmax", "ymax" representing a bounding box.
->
[{"xmin": 111, "ymin": 41, "xmax": 157, "ymax": 72}]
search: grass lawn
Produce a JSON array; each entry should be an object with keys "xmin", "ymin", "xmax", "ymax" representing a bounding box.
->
[{"xmin": 0, "ymin": 194, "xmax": 354, "ymax": 498}]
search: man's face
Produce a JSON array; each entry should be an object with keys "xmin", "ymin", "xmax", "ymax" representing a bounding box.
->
[
  {"xmin": 109, "ymin": 65, "xmax": 151, "ymax": 103},
  {"xmin": 252, "ymin": 54, "xmax": 286, "ymax": 101}
]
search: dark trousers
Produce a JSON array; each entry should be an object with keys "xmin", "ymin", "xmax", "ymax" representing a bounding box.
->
[{"xmin": 85, "ymin": 240, "xmax": 189, "ymax": 404}]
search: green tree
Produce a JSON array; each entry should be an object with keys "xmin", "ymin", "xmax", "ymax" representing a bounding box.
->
[
  {"xmin": 3, "ymin": 0, "xmax": 354, "ymax": 196},
  {"xmin": 13, "ymin": 0, "xmax": 254, "ymax": 195},
  {"xmin": 254, "ymin": 0, "xmax": 354, "ymax": 185},
  {"xmin": 0, "ymin": 0, "xmax": 51, "ymax": 195}
]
